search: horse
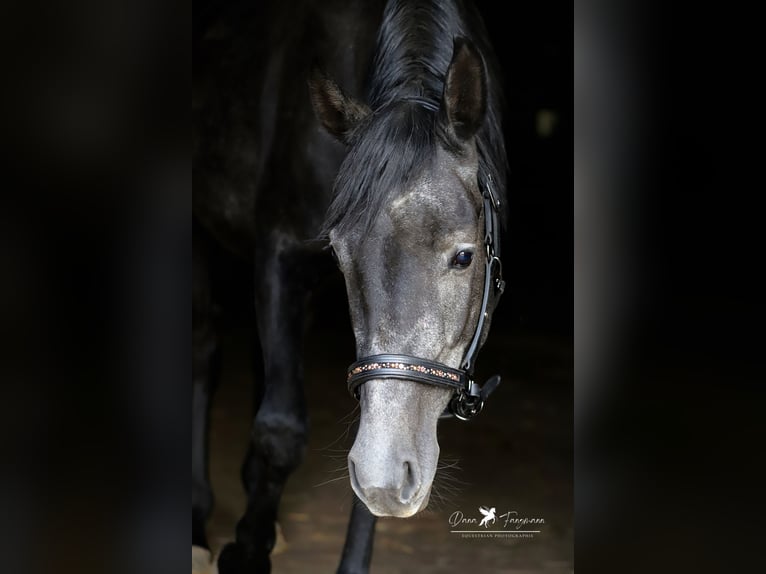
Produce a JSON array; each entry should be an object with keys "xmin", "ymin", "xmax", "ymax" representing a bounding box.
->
[{"xmin": 193, "ymin": 1, "xmax": 509, "ymax": 572}]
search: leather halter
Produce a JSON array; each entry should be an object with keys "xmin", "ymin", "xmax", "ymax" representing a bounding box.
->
[{"xmin": 347, "ymin": 177, "xmax": 505, "ymax": 421}]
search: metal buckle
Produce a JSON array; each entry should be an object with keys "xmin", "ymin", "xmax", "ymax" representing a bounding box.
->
[
  {"xmin": 490, "ymin": 256, "xmax": 505, "ymax": 294},
  {"xmin": 450, "ymin": 383, "xmax": 485, "ymax": 421},
  {"xmin": 484, "ymin": 176, "xmax": 501, "ymax": 211}
]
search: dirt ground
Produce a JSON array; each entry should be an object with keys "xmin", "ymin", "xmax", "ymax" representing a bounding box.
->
[{"xmin": 198, "ymin": 315, "xmax": 573, "ymax": 574}]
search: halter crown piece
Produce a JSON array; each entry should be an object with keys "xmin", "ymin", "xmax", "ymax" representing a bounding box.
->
[{"xmin": 346, "ymin": 176, "xmax": 505, "ymax": 421}]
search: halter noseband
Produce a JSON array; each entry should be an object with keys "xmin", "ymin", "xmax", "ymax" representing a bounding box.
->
[{"xmin": 346, "ymin": 177, "xmax": 505, "ymax": 421}]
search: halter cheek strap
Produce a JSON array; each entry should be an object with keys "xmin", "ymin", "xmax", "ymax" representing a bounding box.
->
[{"xmin": 346, "ymin": 177, "xmax": 505, "ymax": 421}]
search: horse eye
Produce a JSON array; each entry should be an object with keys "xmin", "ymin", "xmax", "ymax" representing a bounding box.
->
[{"xmin": 452, "ymin": 250, "xmax": 473, "ymax": 269}]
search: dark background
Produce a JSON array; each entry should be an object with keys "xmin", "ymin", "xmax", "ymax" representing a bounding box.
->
[{"xmin": 481, "ymin": 0, "xmax": 571, "ymax": 338}]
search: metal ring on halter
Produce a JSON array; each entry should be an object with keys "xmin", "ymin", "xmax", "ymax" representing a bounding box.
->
[{"xmin": 450, "ymin": 388, "xmax": 484, "ymax": 421}]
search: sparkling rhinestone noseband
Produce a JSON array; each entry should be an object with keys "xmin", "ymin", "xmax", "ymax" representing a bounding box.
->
[{"xmin": 346, "ymin": 178, "xmax": 505, "ymax": 421}]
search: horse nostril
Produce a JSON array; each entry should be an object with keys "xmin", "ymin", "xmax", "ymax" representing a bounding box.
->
[{"xmin": 399, "ymin": 460, "xmax": 420, "ymax": 504}]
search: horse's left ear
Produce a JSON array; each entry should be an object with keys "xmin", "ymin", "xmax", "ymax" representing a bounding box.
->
[
  {"xmin": 441, "ymin": 38, "xmax": 487, "ymax": 142},
  {"xmin": 309, "ymin": 67, "xmax": 371, "ymax": 144}
]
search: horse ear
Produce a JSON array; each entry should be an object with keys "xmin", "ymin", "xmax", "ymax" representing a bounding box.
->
[
  {"xmin": 309, "ymin": 67, "xmax": 370, "ymax": 143},
  {"xmin": 441, "ymin": 38, "xmax": 487, "ymax": 142}
]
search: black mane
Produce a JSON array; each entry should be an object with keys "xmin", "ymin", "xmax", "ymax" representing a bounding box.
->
[{"xmin": 322, "ymin": 0, "xmax": 508, "ymax": 237}]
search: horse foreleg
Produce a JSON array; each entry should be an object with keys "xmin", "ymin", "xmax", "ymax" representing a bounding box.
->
[
  {"xmin": 337, "ymin": 495, "xmax": 377, "ymax": 574},
  {"xmin": 218, "ymin": 242, "xmax": 309, "ymax": 574}
]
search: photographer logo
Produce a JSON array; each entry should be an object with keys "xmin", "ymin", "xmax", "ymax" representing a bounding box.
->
[{"xmin": 448, "ymin": 506, "xmax": 545, "ymax": 539}]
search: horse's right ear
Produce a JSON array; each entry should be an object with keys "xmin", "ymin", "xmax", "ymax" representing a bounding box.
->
[
  {"xmin": 440, "ymin": 38, "xmax": 487, "ymax": 143},
  {"xmin": 309, "ymin": 68, "xmax": 370, "ymax": 143}
]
